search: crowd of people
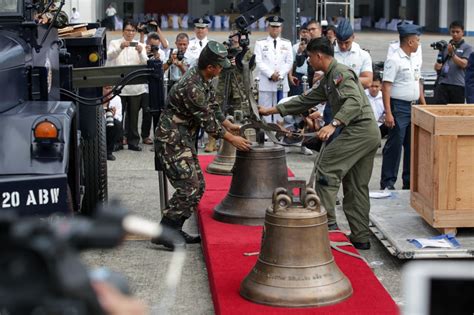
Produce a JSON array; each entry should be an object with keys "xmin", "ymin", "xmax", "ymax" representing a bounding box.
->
[{"xmin": 102, "ymin": 15, "xmax": 472, "ymax": 250}]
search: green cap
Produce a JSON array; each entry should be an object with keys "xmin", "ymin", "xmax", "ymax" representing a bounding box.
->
[{"xmin": 200, "ymin": 41, "xmax": 231, "ymax": 68}]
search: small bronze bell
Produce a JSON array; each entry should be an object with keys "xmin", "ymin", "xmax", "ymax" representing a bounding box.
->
[
  {"xmin": 240, "ymin": 180, "xmax": 353, "ymax": 307},
  {"xmin": 206, "ymin": 111, "xmax": 244, "ymax": 175}
]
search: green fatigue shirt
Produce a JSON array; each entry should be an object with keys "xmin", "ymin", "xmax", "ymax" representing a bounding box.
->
[
  {"xmin": 156, "ymin": 66, "xmax": 226, "ymax": 153},
  {"xmin": 276, "ymin": 59, "xmax": 375, "ymax": 125}
]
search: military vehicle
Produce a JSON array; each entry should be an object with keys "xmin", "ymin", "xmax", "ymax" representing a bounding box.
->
[{"xmin": 0, "ymin": 0, "xmax": 164, "ymax": 216}]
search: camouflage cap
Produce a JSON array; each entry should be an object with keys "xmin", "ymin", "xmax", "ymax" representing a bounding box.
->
[{"xmin": 200, "ymin": 41, "xmax": 231, "ymax": 68}]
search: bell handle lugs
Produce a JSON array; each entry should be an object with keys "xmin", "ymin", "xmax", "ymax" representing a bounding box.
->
[{"xmin": 272, "ymin": 180, "xmax": 322, "ymax": 213}]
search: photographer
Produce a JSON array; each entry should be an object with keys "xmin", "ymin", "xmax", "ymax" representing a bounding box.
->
[
  {"xmin": 103, "ymin": 86, "xmax": 123, "ymax": 161},
  {"xmin": 433, "ymin": 21, "xmax": 472, "ymax": 104},
  {"xmin": 288, "ymin": 23, "xmax": 310, "ymax": 96},
  {"xmin": 138, "ymin": 19, "xmax": 169, "ymax": 52},
  {"xmin": 163, "ymin": 33, "xmax": 190, "ymax": 90},
  {"xmin": 138, "ymin": 32, "xmax": 166, "ymax": 146},
  {"xmin": 106, "ymin": 20, "xmax": 148, "ymax": 152},
  {"xmin": 294, "ymin": 20, "xmax": 323, "ymax": 87}
]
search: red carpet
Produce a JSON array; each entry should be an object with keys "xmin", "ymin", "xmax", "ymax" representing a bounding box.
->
[{"xmin": 197, "ymin": 155, "xmax": 399, "ymax": 315}]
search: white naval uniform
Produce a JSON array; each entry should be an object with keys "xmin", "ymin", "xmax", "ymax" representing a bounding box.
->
[
  {"xmin": 255, "ymin": 36, "xmax": 293, "ymax": 122},
  {"xmin": 383, "ymin": 47, "xmax": 421, "ymax": 102},
  {"xmin": 184, "ymin": 36, "xmax": 209, "ymax": 68},
  {"xmin": 334, "ymin": 42, "xmax": 372, "ymax": 76},
  {"xmin": 387, "ymin": 41, "xmax": 423, "ymax": 67}
]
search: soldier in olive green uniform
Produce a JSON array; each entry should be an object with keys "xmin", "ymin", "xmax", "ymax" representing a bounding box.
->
[
  {"xmin": 260, "ymin": 37, "xmax": 380, "ymax": 249},
  {"xmin": 152, "ymin": 41, "xmax": 251, "ymax": 249}
]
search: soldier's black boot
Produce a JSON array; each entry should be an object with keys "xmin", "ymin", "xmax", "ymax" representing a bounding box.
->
[
  {"xmin": 177, "ymin": 217, "xmax": 201, "ymax": 244},
  {"xmin": 151, "ymin": 217, "xmax": 186, "ymax": 250}
]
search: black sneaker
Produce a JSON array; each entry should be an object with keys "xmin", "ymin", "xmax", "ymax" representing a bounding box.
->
[
  {"xmin": 352, "ymin": 241, "xmax": 371, "ymax": 250},
  {"xmin": 107, "ymin": 153, "xmax": 116, "ymax": 161}
]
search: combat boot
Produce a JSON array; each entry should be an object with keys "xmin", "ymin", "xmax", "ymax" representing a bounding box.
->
[
  {"xmin": 151, "ymin": 217, "xmax": 186, "ymax": 250},
  {"xmin": 204, "ymin": 136, "xmax": 217, "ymax": 152},
  {"xmin": 177, "ymin": 217, "xmax": 201, "ymax": 244}
]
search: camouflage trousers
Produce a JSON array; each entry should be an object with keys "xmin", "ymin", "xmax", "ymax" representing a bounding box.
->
[{"xmin": 155, "ymin": 140, "xmax": 205, "ymax": 221}]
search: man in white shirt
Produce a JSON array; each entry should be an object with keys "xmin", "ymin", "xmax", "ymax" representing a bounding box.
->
[
  {"xmin": 105, "ymin": 4, "xmax": 116, "ymax": 17},
  {"xmin": 380, "ymin": 23, "xmax": 426, "ymax": 190},
  {"xmin": 334, "ymin": 19, "xmax": 373, "ymax": 88},
  {"xmin": 163, "ymin": 33, "xmax": 190, "ymax": 89},
  {"xmin": 254, "ymin": 16, "xmax": 294, "ymax": 123},
  {"xmin": 184, "ymin": 17, "xmax": 211, "ymax": 68},
  {"xmin": 107, "ymin": 21, "xmax": 148, "ymax": 151},
  {"xmin": 70, "ymin": 8, "xmax": 80, "ymax": 24},
  {"xmin": 104, "ymin": 4, "xmax": 117, "ymax": 30}
]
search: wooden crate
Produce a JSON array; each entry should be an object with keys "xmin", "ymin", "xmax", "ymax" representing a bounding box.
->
[{"xmin": 411, "ymin": 105, "xmax": 474, "ymax": 234}]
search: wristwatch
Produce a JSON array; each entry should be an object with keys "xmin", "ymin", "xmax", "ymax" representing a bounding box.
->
[{"xmin": 330, "ymin": 119, "xmax": 340, "ymax": 127}]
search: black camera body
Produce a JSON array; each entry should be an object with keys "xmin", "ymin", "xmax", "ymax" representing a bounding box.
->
[
  {"xmin": 176, "ymin": 49, "xmax": 185, "ymax": 61},
  {"xmin": 169, "ymin": 48, "xmax": 185, "ymax": 61},
  {"xmin": 151, "ymin": 44, "xmax": 160, "ymax": 52},
  {"xmin": 139, "ymin": 21, "xmax": 158, "ymax": 34},
  {"xmin": 430, "ymin": 40, "xmax": 448, "ymax": 51}
]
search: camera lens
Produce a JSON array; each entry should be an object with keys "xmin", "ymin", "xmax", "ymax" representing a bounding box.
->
[{"xmin": 106, "ymin": 111, "xmax": 114, "ymax": 127}]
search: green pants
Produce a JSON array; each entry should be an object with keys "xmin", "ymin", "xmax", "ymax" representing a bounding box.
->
[
  {"xmin": 155, "ymin": 141, "xmax": 205, "ymax": 221},
  {"xmin": 315, "ymin": 119, "xmax": 380, "ymax": 243}
]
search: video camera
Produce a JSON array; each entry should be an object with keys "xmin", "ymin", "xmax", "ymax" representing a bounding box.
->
[
  {"xmin": 225, "ymin": 0, "xmax": 278, "ymax": 68},
  {"xmin": 138, "ymin": 20, "xmax": 158, "ymax": 34},
  {"xmin": 0, "ymin": 208, "xmax": 129, "ymax": 314},
  {"xmin": 430, "ymin": 40, "xmax": 448, "ymax": 51},
  {"xmin": 0, "ymin": 205, "xmax": 184, "ymax": 315}
]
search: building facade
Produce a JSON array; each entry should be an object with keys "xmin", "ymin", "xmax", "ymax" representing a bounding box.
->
[{"xmin": 61, "ymin": 0, "xmax": 473, "ymax": 36}]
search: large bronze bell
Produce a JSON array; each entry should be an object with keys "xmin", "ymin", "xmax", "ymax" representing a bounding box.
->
[
  {"xmin": 206, "ymin": 111, "xmax": 244, "ymax": 175},
  {"xmin": 213, "ymin": 139, "xmax": 288, "ymax": 225},
  {"xmin": 240, "ymin": 181, "xmax": 353, "ymax": 307}
]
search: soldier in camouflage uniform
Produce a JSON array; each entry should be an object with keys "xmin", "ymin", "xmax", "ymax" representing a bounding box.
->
[
  {"xmin": 152, "ymin": 41, "xmax": 252, "ymax": 249},
  {"xmin": 260, "ymin": 38, "xmax": 380, "ymax": 250}
]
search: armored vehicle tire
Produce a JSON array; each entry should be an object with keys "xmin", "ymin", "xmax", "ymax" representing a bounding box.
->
[{"xmin": 81, "ymin": 106, "xmax": 108, "ymax": 215}]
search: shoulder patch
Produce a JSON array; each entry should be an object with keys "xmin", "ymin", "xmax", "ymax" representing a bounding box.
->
[{"xmin": 333, "ymin": 73, "xmax": 343, "ymax": 86}]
